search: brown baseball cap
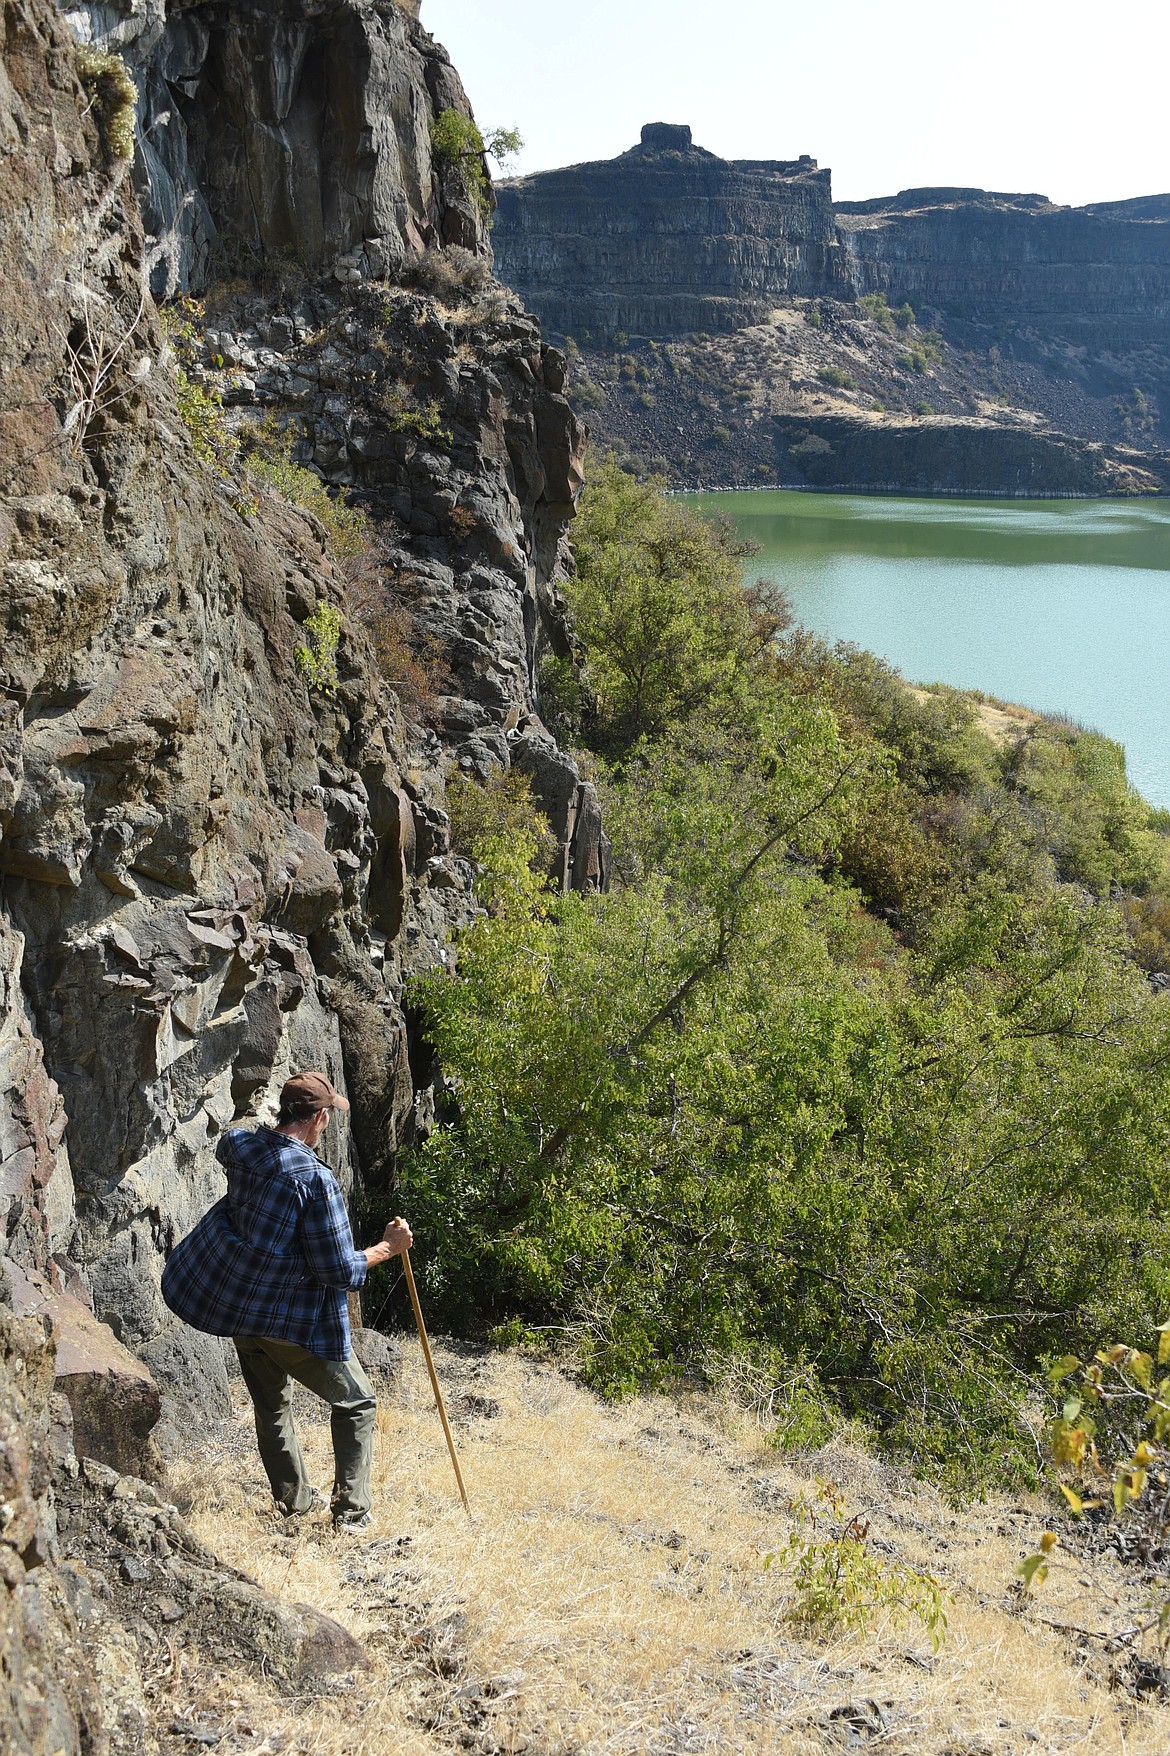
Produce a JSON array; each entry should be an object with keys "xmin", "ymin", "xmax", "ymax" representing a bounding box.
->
[{"xmin": 279, "ymin": 1071, "xmax": 351, "ymax": 1113}]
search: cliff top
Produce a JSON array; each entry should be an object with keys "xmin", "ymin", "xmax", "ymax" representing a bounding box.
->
[
  {"xmin": 499, "ymin": 125, "xmax": 825, "ymax": 189},
  {"xmin": 837, "ymin": 186, "xmax": 1058, "ymax": 216}
]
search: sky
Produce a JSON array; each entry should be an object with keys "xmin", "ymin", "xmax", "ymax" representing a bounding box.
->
[{"xmin": 422, "ymin": 0, "xmax": 1170, "ymax": 208}]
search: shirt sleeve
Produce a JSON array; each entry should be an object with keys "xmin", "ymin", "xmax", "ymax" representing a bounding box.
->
[{"xmin": 299, "ymin": 1174, "xmax": 369, "ymax": 1290}]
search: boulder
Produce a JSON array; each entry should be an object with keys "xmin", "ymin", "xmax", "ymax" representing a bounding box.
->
[
  {"xmin": 8, "ymin": 1264, "xmax": 161, "ymax": 1482},
  {"xmin": 166, "ymin": 1556, "xmax": 369, "ymax": 1679}
]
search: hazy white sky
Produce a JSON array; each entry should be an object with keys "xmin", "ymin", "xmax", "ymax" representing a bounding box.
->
[{"xmin": 422, "ymin": 0, "xmax": 1170, "ymax": 207}]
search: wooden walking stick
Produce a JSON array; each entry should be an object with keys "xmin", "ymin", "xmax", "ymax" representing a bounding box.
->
[{"xmin": 396, "ymin": 1227, "xmax": 471, "ymax": 1517}]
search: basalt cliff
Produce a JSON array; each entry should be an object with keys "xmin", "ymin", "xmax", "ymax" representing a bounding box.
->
[
  {"xmin": 0, "ymin": 0, "xmax": 599, "ymax": 1745},
  {"xmin": 495, "ymin": 125, "xmax": 1170, "ymax": 491}
]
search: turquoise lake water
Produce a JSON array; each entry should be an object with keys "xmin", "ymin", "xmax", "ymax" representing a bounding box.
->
[{"xmin": 685, "ymin": 490, "xmax": 1170, "ymax": 809}]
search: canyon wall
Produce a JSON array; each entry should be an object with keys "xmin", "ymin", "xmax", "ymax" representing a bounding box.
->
[
  {"xmin": 494, "ymin": 129, "xmax": 1170, "ymax": 354},
  {"xmin": 61, "ymin": 0, "xmax": 491, "ymax": 292},
  {"xmin": 493, "ymin": 123, "xmax": 848, "ymax": 339},
  {"xmin": 838, "ymin": 189, "xmax": 1170, "ymax": 351}
]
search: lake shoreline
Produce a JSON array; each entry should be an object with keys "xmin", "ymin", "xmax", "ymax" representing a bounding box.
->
[
  {"xmin": 674, "ymin": 481, "xmax": 1169, "ymax": 501},
  {"xmin": 685, "ymin": 487, "xmax": 1170, "ymax": 808}
]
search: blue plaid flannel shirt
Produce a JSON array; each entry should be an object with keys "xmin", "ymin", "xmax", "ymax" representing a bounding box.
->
[{"xmin": 161, "ymin": 1125, "xmax": 367, "ymax": 1361}]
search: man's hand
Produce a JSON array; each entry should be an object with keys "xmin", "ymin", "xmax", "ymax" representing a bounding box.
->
[
  {"xmin": 383, "ymin": 1217, "xmax": 413, "ymax": 1256},
  {"xmin": 363, "ymin": 1216, "xmax": 413, "ymax": 1268}
]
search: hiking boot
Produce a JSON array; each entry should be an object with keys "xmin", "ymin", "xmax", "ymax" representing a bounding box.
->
[
  {"xmin": 332, "ymin": 1508, "xmax": 372, "ymax": 1533},
  {"xmin": 281, "ymin": 1487, "xmax": 327, "ymax": 1518}
]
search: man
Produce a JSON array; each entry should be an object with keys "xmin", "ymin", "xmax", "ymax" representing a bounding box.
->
[{"xmin": 162, "ymin": 1070, "xmax": 412, "ymax": 1531}]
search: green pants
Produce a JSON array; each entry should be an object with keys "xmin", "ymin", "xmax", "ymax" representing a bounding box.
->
[{"xmin": 234, "ymin": 1335, "xmax": 376, "ymax": 1519}]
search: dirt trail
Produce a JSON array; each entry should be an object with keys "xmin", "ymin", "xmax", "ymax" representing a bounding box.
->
[{"xmin": 105, "ymin": 1340, "xmax": 1170, "ymax": 1755}]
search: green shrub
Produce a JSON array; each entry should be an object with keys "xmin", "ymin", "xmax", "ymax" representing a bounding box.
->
[
  {"xmin": 573, "ymin": 380, "xmax": 605, "ymax": 410},
  {"xmin": 294, "ymin": 602, "xmax": 343, "ymax": 692},
  {"xmin": 537, "ymin": 651, "xmax": 588, "ymax": 743},
  {"xmin": 818, "ymin": 365, "xmax": 856, "ymax": 389},
  {"xmin": 858, "ymin": 292, "xmax": 896, "ymax": 334},
  {"xmin": 447, "ymin": 769, "xmax": 556, "ymax": 868},
  {"xmin": 768, "ymin": 1483, "xmax": 948, "ymax": 1645},
  {"xmin": 398, "ymin": 457, "xmax": 1170, "ymax": 1494},
  {"xmin": 242, "ymin": 416, "xmax": 371, "ymax": 561},
  {"xmin": 380, "ymin": 383, "xmax": 452, "ymax": 447},
  {"xmin": 1004, "ymin": 721, "xmax": 1163, "ymax": 895},
  {"xmin": 175, "ymin": 371, "xmax": 236, "ymax": 470}
]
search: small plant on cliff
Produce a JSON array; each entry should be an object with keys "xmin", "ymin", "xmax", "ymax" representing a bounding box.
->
[
  {"xmin": 294, "ymin": 602, "xmax": 343, "ymax": 692},
  {"xmin": 242, "ymin": 416, "xmax": 371, "ymax": 561},
  {"xmin": 412, "ymin": 245, "xmax": 492, "ymax": 304},
  {"xmin": 161, "ymin": 300, "xmax": 243, "ymax": 477},
  {"xmin": 430, "ymin": 109, "xmax": 523, "ymax": 217},
  {"xmin": 75, "ymin": 45, "xmax": 138, "ymax": 161},
  {"xmin": 380, "ymin": 383, "xmax": 452, "ymax": 448},
  {"xmin": 818, "ymin": 365, "xmax": 856, "ymax": 390}
]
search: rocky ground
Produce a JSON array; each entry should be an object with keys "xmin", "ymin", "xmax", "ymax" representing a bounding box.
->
[{"xmin": 571, "ymin": 300, "xmax": 1170, "ymax": 493}]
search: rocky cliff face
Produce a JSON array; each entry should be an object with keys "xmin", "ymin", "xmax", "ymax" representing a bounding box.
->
[
  {"xmin": 62, "ymin": 0, "xmax": 491, "ymax": 293},
  {"xmin": 837, "ymin": 189, "xmax": 1170, "ymax": 352},
  {"xmin": 495, "ymin": 128, "xmax": 1170, "ymax": 356},
  {"xmin": 0, "ymin": 0, "xmax": 591, "ymax": 1459},
  {"xmin": 494, "ymin": 123, "xmax": 847, "ymax": 339},
  {"xmin": 0, "ymin": 0, "xmax": 597, "ymax": 1732}
]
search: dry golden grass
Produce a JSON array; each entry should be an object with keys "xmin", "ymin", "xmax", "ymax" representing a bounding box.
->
[
  {"xmin": 906, "ymin": 683, "xmax": 1040, "ymax": 750},
  {"xmin": 167, "ymin": 1342, "xmax": 1170, "ymax": 1755}
]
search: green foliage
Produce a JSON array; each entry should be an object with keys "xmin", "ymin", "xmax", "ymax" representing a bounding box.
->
[
  {"xmin": 76, "ymin": 45, "xmax": 137, "ymax": 161},
  {"xmin": 430, "ymin": 109, "xmax": 523, "ymax": 216},
  {"xmin": 175, "ymin": 371, "xmax": 236, "ymax": 470},
  {"xmin": 563, "ymin": 455, "xmax": 790, "ymax": 755},
  {"xmin": 572, "ymin": 378, "xmax": 606, "ymax": 411},
  {"xmin": 537, "ymin": 652, "xmax": 589, "ymax": 744},
  {"xmin": 767, "ymin": 1483, "xmax": 948, "ymax": 1646},
  {"xmin": 447, "ymin": 769, "xmax": 557, "ymax": 868},
  {"xmin": 1122, "ymin": 888, "xmax": 1170, "ymax": 974},
  {"xmin": 380, "ymin": 384, "xmax": 452, "ymax": 448},
  {"xmin": 1004, "ymin": 721, "xmax": 1164, "ymax": 895},
  {"xmin": 818, "ymin": 365, "xmax": 856, "ymax": 389},
  {"xmin": 1017, "ymin": 1329, "xmax": 1170, "ymax": 1673},
  {"xmin": 399, "ymin": 457, "xmax": 1170, "ymax": 1492},
  {"xmin": 294, "ymin": 602, "xmax": 343, "ymax": 692},
  {"xmin": 858, "ymin": 292, "xmax": 896, "ymax": 333}
]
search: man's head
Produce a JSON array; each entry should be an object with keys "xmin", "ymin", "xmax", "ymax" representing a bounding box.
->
[{"xmin": 275, "ymin": 1071, "xmax": 350, "ymax": 1145}]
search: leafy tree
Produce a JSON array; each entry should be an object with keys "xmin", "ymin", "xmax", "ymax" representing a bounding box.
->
[
  {"xmin": 565, "ymin": 455, "xmax": 789, "ymax": 755},
  {"xmin": 430, "ymin": 109, "xmax": 523, "ymax": 216}
]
